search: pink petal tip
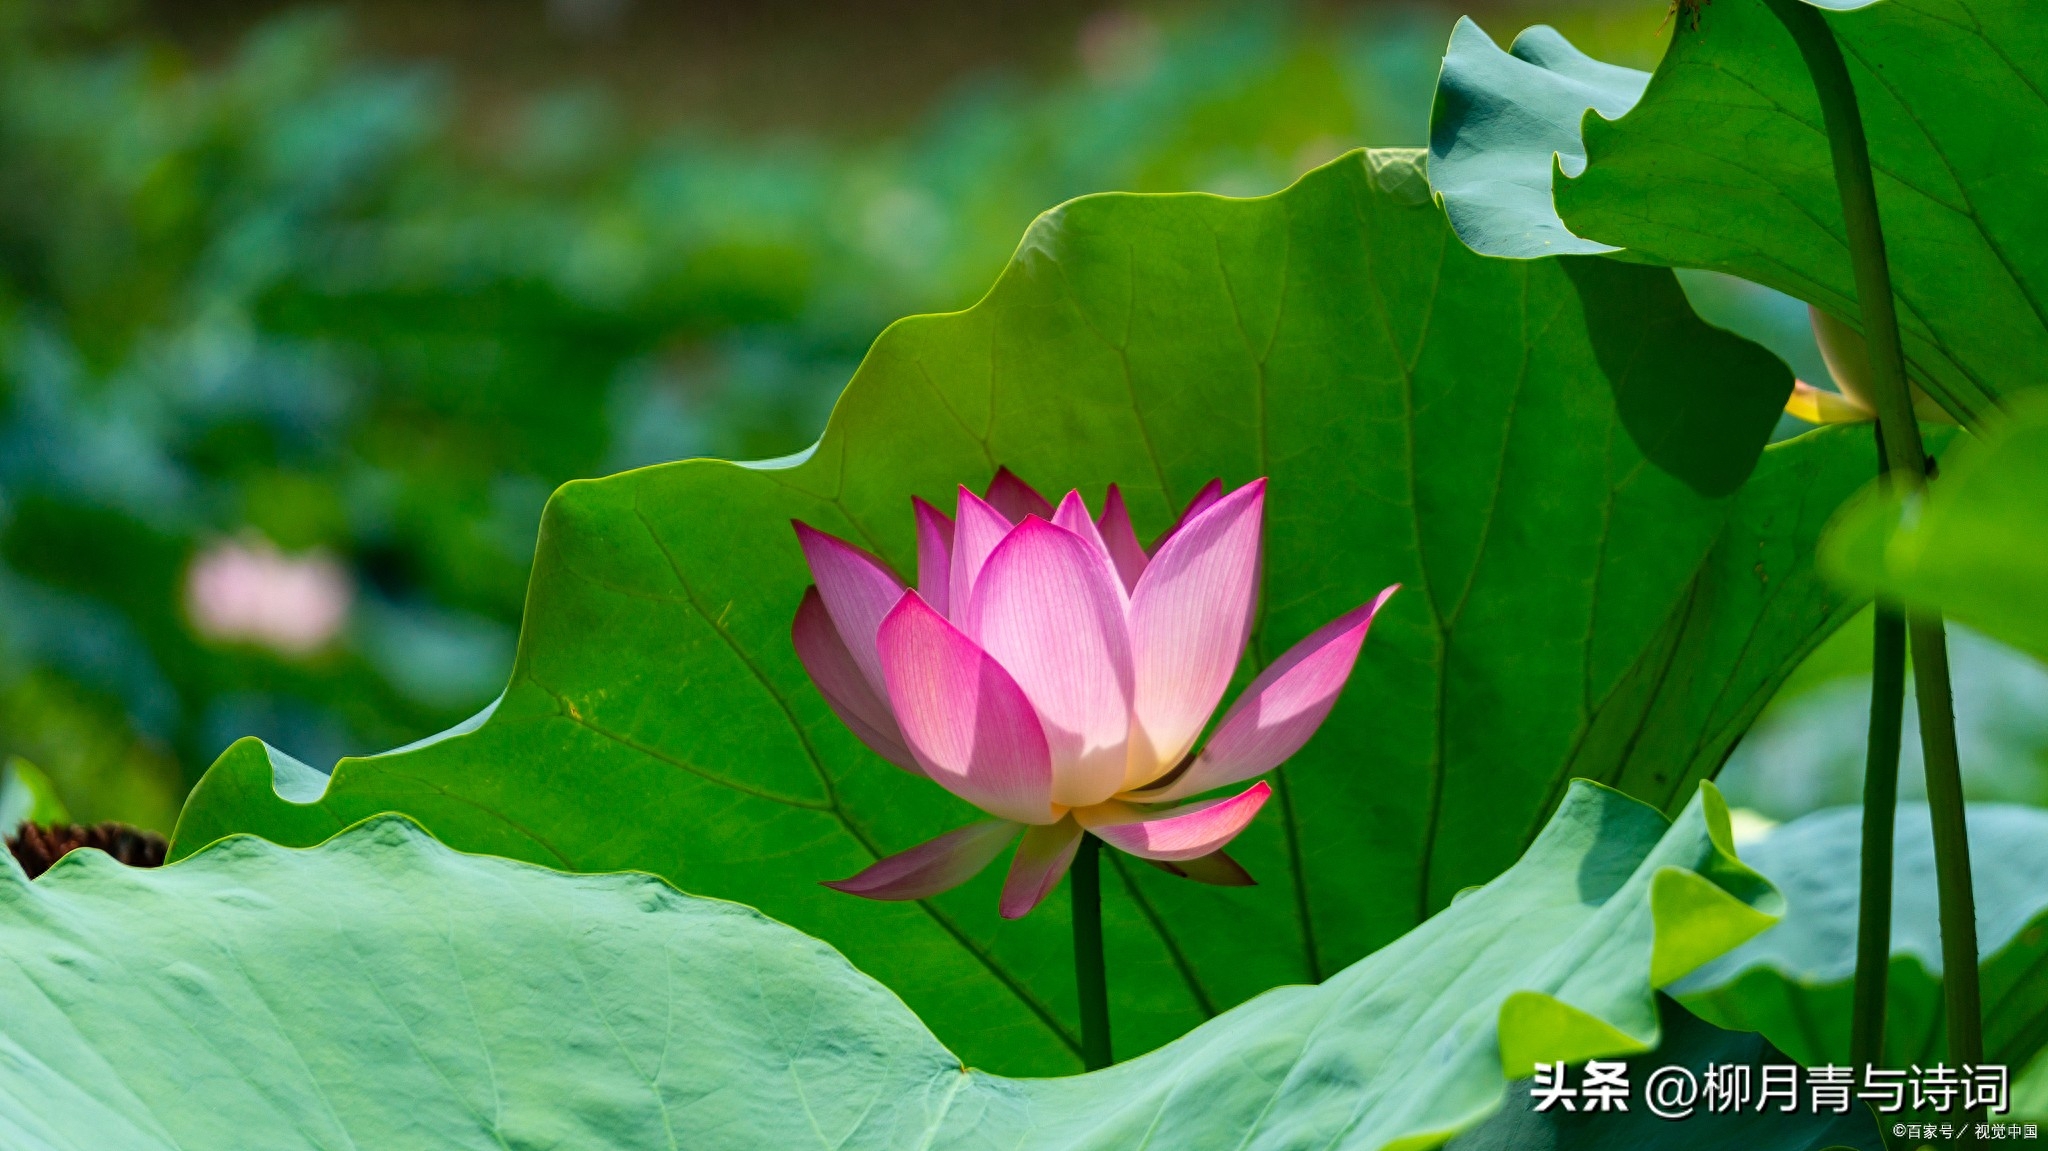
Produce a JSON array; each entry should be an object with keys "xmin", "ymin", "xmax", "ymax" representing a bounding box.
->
[
  {"xmin": 984, "ymin": 467, "xmax": 1055, "ymax": 525},
  {"xmin": 999, "ymin": 819, "xmax": 1084, "ymax": 919},
  {"xmin": 1087, "ymin": 781, "xmax": 1271, "ymax": 862},
  {"xmin": 1141, "ymin": 584, "xmax": 1397, "ymax": 802},
  {"xmin": 822, "ymin": 820, "xmax": 1022, "ymax": 902}
]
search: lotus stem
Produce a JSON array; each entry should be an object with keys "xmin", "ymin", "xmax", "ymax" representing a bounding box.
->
[
  {"xmin": 1764, "ymin": 0, "xmax": 1983, "ymax": 1101},
  {"xmin": 1852, "ymin": 594, "xmax": 1905, "ymax": 1067},
  {"xmin": 1852, "ymin": 424, "xmax": 1905, "ymax": 1069},
  {"xmin": 1072, "ymin": 833, "xmax": 1113, "ymax": 1070}
]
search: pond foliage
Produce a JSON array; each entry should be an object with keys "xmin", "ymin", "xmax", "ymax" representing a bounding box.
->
[{"xmin": 2, "ymin": 0, "xmax": 2045, "ymax": 1146}]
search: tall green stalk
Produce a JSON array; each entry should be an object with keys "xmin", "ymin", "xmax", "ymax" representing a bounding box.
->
[
  {"xmin": 1072, "ymin": 833, "xmax": 1113, "ymax": 1071},
  {"xmin": 1852, "ymin": 424, "xmax": 1905, "ymax": 1069},
  {"xmin": 1853, "ymin": 595, "xmax": 1906, "ymax": 1067},
  {"xmin": 1763, "ymin": 0, "xmax": 1983, "ymax": 1098}
]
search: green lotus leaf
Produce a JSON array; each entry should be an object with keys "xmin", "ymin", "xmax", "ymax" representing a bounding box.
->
[
  {"xmin": 1822, "ymin": 391, "xmax": 2048, "ymax": 663},
  {"xmin": 1678, "ymin": 802, "xmax": 2048, "ymax": 1078},
  {"xmin": 1428, "ymin": 0, "xmax": 2046, "ymax": 424},
  {"xmin": 1428, "ymin": 19, "xmax": 1647, "ymax": 261},
  {"xmin": 169, "ymin": 151, "xmax": 1874, "ymax": 1074},
  {"xmin": 2, "ymin": 781, "xmax": 1879, "ymax": 1149}
]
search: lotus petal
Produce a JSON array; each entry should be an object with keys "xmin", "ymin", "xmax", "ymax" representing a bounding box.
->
[
  {"xmin": 793, "ymin": 522, "xmax": 906, "ymax": 697},
  {"xmin": 1000, "ymin": 817, "xmax": 1084, "ymax": 919},
  {"xmin": 791, "ymin": 588, "xmax": 921, "ymax": 772},
  {"xmin": 1096, "ymin": 483, "xmax": 1150, "ymax": 593},
  {"xmin": 822, "ymin": 819, "xmax": 1022, "ymax": 901},
  {"xmin": 948, "ymin": 487, "xmax": 1013, "ymax": 626},
  {"xmin": 1142, "ymin": 585, "xmax": 1397, "ymax": 803},
  {"xmin": 876, "ymin": 593, "xmax": 1056, "ymax": 824},
  {"xmin": 984, "ymin": 467, "xmax": 1055, "ymax": 524},
  {"xmin": 1784, "ymin": 379, "xmax": 1872, "ymax": 425},
  {"xmin": 965, "ymin": 519, "xmax": 1135, "ymax": 808},
  {"xmin": 1051, "ymin": 490, "xmax": 1127, "ymax": 602},
  {"xmin": 1125, "ymin": 480, "xmax": 1265, "ymax": 785},
  {"xmin": 1081, "ymin": 781, "xmax": 1271, "ymax": 861},
  {"xmin": 1150, "ymin": 478, "xmax": 1223, "ymax": 552},
  {"xmin": 913, "ymin": 497, "xmax": 955, "ymax": 618},
  {"xmin": 1146, "ymin": 849, "xmax": 1256, "ymax": 887}
]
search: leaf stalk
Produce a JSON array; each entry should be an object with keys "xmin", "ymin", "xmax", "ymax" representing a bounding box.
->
[
  {"xmin": 1853, "ymin": 592, "xmax": 1904, "ymax": 1068},
  {"xmin": 1763, "ymin": 0, "xmax": 1982, "ymax": 1105},
  {"xmin": 1853, "ymin": 423, "xmax": 1905, "ymax": 1070},
  {"xmin": 1072, "ymin": 833, "xmax": 1113, "ymax": 1071}
]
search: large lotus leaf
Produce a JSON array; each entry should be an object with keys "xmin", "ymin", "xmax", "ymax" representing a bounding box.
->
[
  {"xmin": 2, "ymin": 783, "xmax": 1882, "ymax": 1150},
  {"xmin": 1677, "ymin": 802, "xmax": 2048, "ymax": 1076},
  {"xmin": 1428, "ymin": 0, "xmax": 2047, "ymax": 424},
  {"xmin": 168, "ymin": 151, "xmax": 1874, "ymax": 1075},
  {"xmin": 1824, "ymin": 392, "xmax": 2048, "ymax": 663}
]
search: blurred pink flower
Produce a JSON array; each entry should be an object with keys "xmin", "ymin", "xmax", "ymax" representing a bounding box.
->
[
  {"xmin": 185, "ymin": 537, "xmax": 353, "ymax": 657},
  {"xmin": 794, "ymin": 469, "xmax": 1396, "ymax": 919}
]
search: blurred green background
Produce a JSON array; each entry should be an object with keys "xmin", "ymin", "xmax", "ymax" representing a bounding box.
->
[{"xmin": 1, "ymin": 0, "xmax": 2039, "ymax": 835}]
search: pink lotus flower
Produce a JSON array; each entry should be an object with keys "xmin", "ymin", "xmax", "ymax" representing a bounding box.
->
[{"xmin": 792, "ymin": 469, "xmax": 1396, "ymax": 919}]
